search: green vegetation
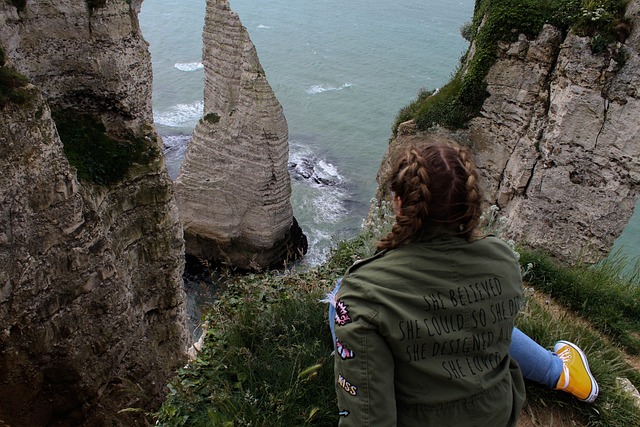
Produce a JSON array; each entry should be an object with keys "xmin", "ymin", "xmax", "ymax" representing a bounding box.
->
[
  {"xmin": 156, "ymin": 232, "xmax": 381, "ymax": 426},
  {"xmin": 53, "ymin": 110, "xmax": 159, "ymax": 186},
  {"xmin": 0, "ymin": 43, "xmax": 32, "ymax": 110},
  {"xmin": 203, "ymin": 112, "xmax": 221, "ymax": 124},
  {"xmin": 0, "ymin": 49, "xmax": 31, "ymax": 108},
  {"xmin": 393, "ymin": 0, "xmax": 630, "ymax": 135},
  {"xmin": 159, "ymin": 282, "xmax": 335, "ymax": 426},
  {"xmin": 520, "ymin": 248, "xmax": 640, "ymax": 354},
  {"xmin": 152, "ymin": 225, "xmax": 640, "ymax": 426}
]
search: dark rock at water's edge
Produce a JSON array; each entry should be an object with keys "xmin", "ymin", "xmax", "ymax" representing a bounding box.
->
[{"xmin": 289, "ymin": 156, "xmax": 343, "ymax": 187}]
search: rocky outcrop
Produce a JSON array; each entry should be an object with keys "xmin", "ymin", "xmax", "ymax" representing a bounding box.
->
[
  {"xmin": 0, "ymin": 1, "xmax": 189, "ymax": 426},
  {"xmin": 174, "ymin": 0, "xmax": 307, "ymax": 270},
  {"xmin": 376, "ymin": 4, "xmax": 640, "ymax": 264},
  {"xmin": 470, "ymin": 9, "xmax": 640, "ymax": 263}
]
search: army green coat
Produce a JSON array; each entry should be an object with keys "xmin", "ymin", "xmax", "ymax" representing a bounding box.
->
[{"xmin": 332, "ymin": 230, "xmax": 526, "ymax": 426}]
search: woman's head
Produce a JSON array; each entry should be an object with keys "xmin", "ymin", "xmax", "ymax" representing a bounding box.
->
[{"xmin": 377, "ymin": 140, "xmax": 482, "ymax": 251}]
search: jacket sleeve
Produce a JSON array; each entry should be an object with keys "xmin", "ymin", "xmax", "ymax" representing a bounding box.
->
[{"xmin": 333, "ymin": 278, "xmax": 397, "ymax": 426}]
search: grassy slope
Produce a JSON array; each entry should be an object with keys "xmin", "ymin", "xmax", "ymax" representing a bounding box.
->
[{"xmin": 152, "ymin": 233, "xmax": 640, "ymax": 426}]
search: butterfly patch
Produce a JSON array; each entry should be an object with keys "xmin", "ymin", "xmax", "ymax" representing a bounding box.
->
[
  {"xmin": 336, "ymin": 339, "xmax": 355, "ymax": 360},
  {"xmin": 334, "ymin": 299, "xmax": 352, "ymax": 326}
]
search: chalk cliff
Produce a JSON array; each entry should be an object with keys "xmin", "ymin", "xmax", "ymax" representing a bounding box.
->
[
  {"xmin": 377, "ymin": 2, "xmax": 640, "ymax": 263},
  {"xmin": 0, "ymin": 1, "xmax": 189, "ymax": 425},
  {"xmin": 174, "ymin": 0, "xmax": 307, "ymax": 271}
]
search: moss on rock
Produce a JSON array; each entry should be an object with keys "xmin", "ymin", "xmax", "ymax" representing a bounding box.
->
[{"xmin": 53, "ymin": 110, "xmax": 159, "ymax": 186}]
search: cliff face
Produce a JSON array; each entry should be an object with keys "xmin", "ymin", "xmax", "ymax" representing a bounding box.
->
[
  {"xmin": 470, "ymin": 5, "xmax": 640, "ymax": 263},
  {"xmin": 379, "ymin": 3, "xmax": 639, "ymax": 263},
  {"xmin": 0, "ymin": 1, "xmax": 189, "ymax": 425},
  {"xmin": 174, "ymin": 0, "xmax": 307, "ymax": 271}
]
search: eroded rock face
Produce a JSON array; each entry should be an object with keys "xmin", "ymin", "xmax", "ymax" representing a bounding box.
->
[
  {"xmin": 470, "ymin": 14, "xmax": 640, "ymax": 263},
  {"xmin": 1, "ymin": 0, "xmax": 154, "ymax": 136},
  {"xmin": 376, "ymin": 4, "xmax": 640, "ymax": 264},
  {"xmin": 174, "ymin": 0, "xmax": 307, "ymax": 270},
  {"xmin": 0, "ymin": 1, "xmax": 189, "ymax": 425}
]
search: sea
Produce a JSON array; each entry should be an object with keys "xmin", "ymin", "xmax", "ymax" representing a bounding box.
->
[{"xmin": 139, "ymin": 0, "xmax": 639, "ymax": 272}]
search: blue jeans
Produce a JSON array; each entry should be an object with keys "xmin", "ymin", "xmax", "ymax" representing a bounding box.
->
[
  {"xmin": 327, "ymin": 278, "xmax": 342, "ymax": 348},
  {"xmin": 327, "ymin": 280, "xmax": 563, "ymax": 389},
  {"xmin": 510, "ymin": 327, "xmax": 563, "ymax": 388}
]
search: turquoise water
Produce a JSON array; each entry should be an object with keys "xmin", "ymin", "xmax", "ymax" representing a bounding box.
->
[{"xmin": 139, "ymin": 0, "xmax": 638, "ymax": 268}]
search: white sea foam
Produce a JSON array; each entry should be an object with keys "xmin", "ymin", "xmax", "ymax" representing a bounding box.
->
[
  {"xmin": 161, "ymin": 134, "xmax": 191, "ymax": 180},
  {"xmin": 289, "ymin": 141, "xmax": 348, "ymax": 226},
  {"xmin": 256, "ymin": 24, "xmax": 271, "ymax": 29},
  {"xmin": 317, "ymin": 160, "xmax": 341, "ymax": 181},
  {"xmin": 174, "ymin": 62, "xmax": 204, "ymax": 72},
  {"xmin": 305, "ymin": 83, "xmax": 352, "ymax": 95},
  {"xmin": 301, "ymin": 229, "xmax": 333, "ymax": 267},
  {"xmin": 154, "ymin": 101, "xmax": 204, "ymax": 128},
  {"xmin": 289, "ymin": 142, "xmax": 344, "ymax": 187},
  {"xmin": 312, "ymin": 188, "xmax": 348, "ymax": 224}
]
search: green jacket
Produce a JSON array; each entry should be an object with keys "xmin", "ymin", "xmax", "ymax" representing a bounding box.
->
[{"xmin": 333, "ymin": 231, "xmax": 526, "ymax": 426}]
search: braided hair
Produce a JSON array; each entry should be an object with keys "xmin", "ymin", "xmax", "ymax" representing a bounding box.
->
[{"xmin": 377, "ymin": 141, "xmax": 482, "ymax": 251}]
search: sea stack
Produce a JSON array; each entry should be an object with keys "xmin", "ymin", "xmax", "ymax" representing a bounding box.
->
[{"xmin": 175, "ymin": 0, "xmax": 307, "ymax": 270}]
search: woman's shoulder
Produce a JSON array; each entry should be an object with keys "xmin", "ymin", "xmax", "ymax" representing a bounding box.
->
[
  {"xmin": 471, "ymin": 234, "xmax": 517, "ymax": 253},
  {"xmin": 344, "ymin": 250, "xmax": 388, "ymax": 276}
]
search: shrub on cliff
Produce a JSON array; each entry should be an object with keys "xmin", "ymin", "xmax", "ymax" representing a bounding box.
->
[{"xmin": 53, "ymin": 110, "xmax": 159, "ymax": 185}]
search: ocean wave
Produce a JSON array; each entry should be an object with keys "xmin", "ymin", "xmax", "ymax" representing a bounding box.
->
[
  {"xmin": 305, "ymin": 83, "xmax": 353, "ymax": 95},
  {"xmin": 174, "ymin": 62, "xmax": 204, "ymax": 72},
  {"xmin": 300, "ymin": 229, "xmax": 333, "ymax": 267},
  {"xmin": 256, "ymin": 24, "xmax": 271, "ymax": 29},
  {"xmin": 154, "ymin": 101, "xmax": 204, "ymax": 128}
]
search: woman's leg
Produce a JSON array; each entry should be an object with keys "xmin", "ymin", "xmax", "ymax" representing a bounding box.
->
[{"xmin": 510, "ymin": 327, "xmax": 563, "ymax": 389}]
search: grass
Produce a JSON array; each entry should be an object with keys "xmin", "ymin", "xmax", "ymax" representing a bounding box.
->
[
  {"xmin": 517, "ymin": 293, "xmax": 640, "ymax": 427},
  {"xmin": 155, "ymin": 265, "xmax": 341, "ymax": 425},
  {"xmin": 152, "ymin": 226, "xmax": 640, "ymax": 426},
  {"xmin": 154, "ymin": 232, "xmax": 382, "ymax": 426},
  {"xmin": 519, "ymin": 248, "xmax": 640, "ymax": 354},
  {"xmin": 53, "ymin": 110, "xmax": 159, "ymax": 186},
  {"xmin": 392, "ymin": 0, "xmax": 630, "ymax": 135}
]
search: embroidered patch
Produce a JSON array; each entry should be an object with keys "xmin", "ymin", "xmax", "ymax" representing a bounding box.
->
[
  {"xmin": 334, "ymin": 299, "xmax": 352, "ymax": 326},
  {"xmin": 336, "ymin": 339, "xmax": 355, "ymax": 360},
  {"xmin": 339, "ymin": 410, "xmax": 350, "ymax": 417},
  {"xmin": 338, "ymin": 374, "xmax": 358, "ymax": 396}
]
